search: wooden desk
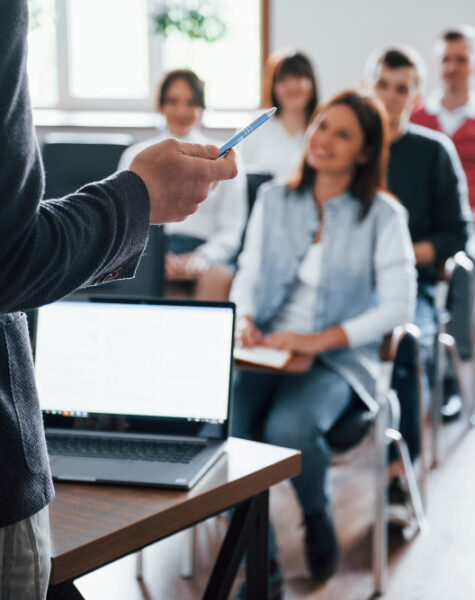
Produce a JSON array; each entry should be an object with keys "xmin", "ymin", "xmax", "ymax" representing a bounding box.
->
[{"xmin": 47, "ymin": 437, "xmax": 300, "ymax": 600}]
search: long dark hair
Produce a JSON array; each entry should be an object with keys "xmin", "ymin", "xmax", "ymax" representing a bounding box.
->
[
  {"xmin": 156, "ymin": 69, "xmax": 205, "ymax": 112},
  {"xmin": 288, "ymin": 89, "xmax": 389, "ymax": 217},
  {"xmin": 262, "ymin": 50, "xmax": 318, "ymax": 125}
]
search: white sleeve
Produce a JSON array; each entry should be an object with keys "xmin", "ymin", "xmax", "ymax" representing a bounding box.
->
[
  {"xmin": 341, "ymin": 208, "xmax": 417, "ymax": 347},
  {"xmin": 197, "ymin": 154, "xmax": 248, "ymax": 264},
  {"xmin": 239, "ymin": 131, "xmax": 261, "ymax": 168},
  {"xmin": 229, "ymin": 194, "xmax": 265, "ymax": 319},
  {"xmin": 117, "ymin": 140, "xmax": 149, "ymax": 171}
]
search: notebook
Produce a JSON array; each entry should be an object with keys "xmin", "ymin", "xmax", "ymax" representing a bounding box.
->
[
  {"xmin": 35, "ymin": 298, "xmax": 235, "ymax": 489},
  {"xmin": 234, "ymin": 345, "xmax": 293, "ymax": 369}
]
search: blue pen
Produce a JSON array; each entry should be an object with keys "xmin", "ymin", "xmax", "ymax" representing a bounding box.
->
[{"xmin": 218, "ymin": 107, "xmax": 277, "ymax": 159}]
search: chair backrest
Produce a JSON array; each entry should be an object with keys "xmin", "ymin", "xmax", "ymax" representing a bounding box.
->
[
  {"xmin": 245, "ymin": 169, "xmax": 273, "ymax": 215},
  {"xmin": 41, "ymin": 132, "xmax": 165, "ymax": 300},
  {"xmin": 72, "ymin": 225, "xmax": 166, "ymax": 300},
  {"xmin": 236, "ymin": 170, "xmax": 274, "ymax": 257},
  {"xmin": 42, "ymin": 132, "xmax": 134, "ymax": 198},
  {"xmin": 437, "ymin": 251, "xmax": 474, "ymax": 360}
]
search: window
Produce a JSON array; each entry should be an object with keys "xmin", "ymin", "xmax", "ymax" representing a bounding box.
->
[
  {"xmin": 28, "ymin": 0, "xmax": 57, "ymax": 107},
  {"xmin": 28, "ymin": 0, "xmax": 267, "ymax": 111}
]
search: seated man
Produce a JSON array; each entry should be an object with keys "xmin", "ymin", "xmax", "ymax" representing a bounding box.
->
[
  {"xmin": 412, "ymin": 27, "xmax": 475, "ymax": 418},
  {"xmin": 364, "ymin": 45, "xmax": 472, "ymax": 519},
  {"xmin": 411, "ymin": 26, "xmax": 475, "ymax": 218}
]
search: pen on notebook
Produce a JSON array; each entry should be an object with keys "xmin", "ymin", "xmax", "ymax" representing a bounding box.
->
[{"xmin": 218, "ymin": 107, "xmax": 277, "ymax": 159}]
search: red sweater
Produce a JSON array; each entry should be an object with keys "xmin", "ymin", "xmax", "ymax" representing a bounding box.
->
[{"xmin": 411, "ymin": 107, "xmax": 475, "ymax": 215}]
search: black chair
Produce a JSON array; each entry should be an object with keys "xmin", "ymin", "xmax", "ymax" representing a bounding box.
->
[
  {"xmin": 431, "ymin": 251, "xmax": 475, "ymax": 466},
  {"xmin": 245, "ymin": 169, "xmax": 273, "ymax": 216},
  {"xmin": 233, "ymin": 169, "xmax": 273, "ymax": 258},
  {"xmin": 41, "ymin": 132, "xmax": 134, "ymax": 198},
  {"xmin": 72, "ymin": 225, "xmax": 165, "ymax": 301},
  {"xmin": 41, "ymin": 131, "xmax": 166, "ymax": 301}
]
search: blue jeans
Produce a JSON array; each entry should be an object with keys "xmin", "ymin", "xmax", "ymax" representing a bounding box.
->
[
  {"xmin": 231, "ymin": 360, "xmax": 355, "ymax": 558},
  {"xmin": 166, "ymin": 233, "xmax": 205, "ymax": 255}
]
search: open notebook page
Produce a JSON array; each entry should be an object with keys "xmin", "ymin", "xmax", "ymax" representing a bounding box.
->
[{"xmin": 234, "ymin": 345, "xmax": 292, "ymax": 369}]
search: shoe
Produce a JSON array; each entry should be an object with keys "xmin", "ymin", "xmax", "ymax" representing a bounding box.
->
[
  {"xmin": 234, "ymin": 558, "xmax": 283, "ymax": 600},
  {"xmin": 441, "ymin": 378, "xmax": 463, "ymax": 422},
  {"xmin": 303, "ymin": 505, "xmax": 339, "ymax": 583},
  {"xmin": 387, "ymin": 476, "xmax": 414, "ymax": 528}
]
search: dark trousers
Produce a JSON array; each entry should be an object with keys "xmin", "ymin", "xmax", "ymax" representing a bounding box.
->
[{"xmin": 391, "ymin": 286, "xmax": 437, "ymax": 462}]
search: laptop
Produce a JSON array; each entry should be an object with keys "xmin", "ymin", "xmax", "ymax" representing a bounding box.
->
[{"xmin": 35, "ymin": 297, "xmax": 235, "ymax": 489}]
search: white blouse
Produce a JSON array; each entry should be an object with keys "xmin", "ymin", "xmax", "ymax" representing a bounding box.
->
[
  {"xmin": 231, "ymin": 197, "xmax": 322, "ymax": 334},
  {"xmin": 239, "ymin": 117, "xmax": 305, "ymax": 180},
  {"xmin": 271, "ymin": 243, "xmax": 322, "ymax": 334},
  {"xmin": 118, "ymin": 128, "xmax": 247, "ymax": 265}
]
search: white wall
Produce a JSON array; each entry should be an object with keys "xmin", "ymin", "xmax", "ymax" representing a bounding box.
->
[{"xmin": 271, "ymin": 0, "xmax": 473, "ymax": 99}]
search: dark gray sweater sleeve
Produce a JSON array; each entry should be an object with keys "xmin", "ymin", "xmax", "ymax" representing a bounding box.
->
[
  {"xmin": 425, "ymin": 135, "xmax": 472, "ymax": 260},
  {"xmin": 0, "ymin": 0, "xmax": 150, "ymax": 312}
]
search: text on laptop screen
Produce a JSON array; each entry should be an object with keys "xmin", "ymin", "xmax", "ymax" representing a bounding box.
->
[{"xmin": 35, "ymin": 301, "xmax": 234, "ymax": 422}]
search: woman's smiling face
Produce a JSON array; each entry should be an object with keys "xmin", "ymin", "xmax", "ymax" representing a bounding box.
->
[{"xmin": 306, "ymin": 103, "xmax": 367, "ymax": 176}]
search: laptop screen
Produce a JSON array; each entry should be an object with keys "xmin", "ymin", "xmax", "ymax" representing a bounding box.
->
[{"xmin": 36, "ymin": 299, "xmax": 235, "ymax": 439}]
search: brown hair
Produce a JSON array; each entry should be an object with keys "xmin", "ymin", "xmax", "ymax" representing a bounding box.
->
[
  {"xmin": 155, "ymin": 69, "xmax": 205, "ymax": 112},
  {"xmin": 288, "ymin": 89, "xmax": 389, "ymax": 218},
  {"xmin": 262, "ymin": 50, "xmax": 318, "ymax": 124},
  {"xmin": 363, "ymin": 45, "xmax": 427, "ymax": 93},
  {"xmin": 436, "ymin": 25, "xmax": 475, "ymax": 56}
]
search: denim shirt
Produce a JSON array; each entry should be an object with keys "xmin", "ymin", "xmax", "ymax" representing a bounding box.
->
[{"xmin": 232, "ymin": 183, "xmax": 416, "ymax": 412}]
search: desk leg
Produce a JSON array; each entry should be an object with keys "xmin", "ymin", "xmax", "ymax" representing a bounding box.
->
[
  {"xmin": 202, "ymin": 490, "xmax": 269, "ymax": 600},
  {"xmin": 46, "ymin": 581, "xmax": 85, "ymax": 600}
]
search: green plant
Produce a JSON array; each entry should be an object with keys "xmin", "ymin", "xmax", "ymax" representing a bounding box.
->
[
  {"xmin": 28, "ymin": 0, "xmax": 43, "ymax": 30},
  {"xmin": 151, "ymin": 0, "xmax": 226, "ymax": 43}
]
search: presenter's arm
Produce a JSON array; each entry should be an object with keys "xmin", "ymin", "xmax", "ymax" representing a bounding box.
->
[{"xmin": 0, "ymin": 1, "xmax": 236, "ymax": 312}]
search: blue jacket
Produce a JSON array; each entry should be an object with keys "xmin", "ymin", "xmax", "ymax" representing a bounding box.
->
[{"xmin": 232, "ymin": 183, "xmax": 416, "ymax": 411}]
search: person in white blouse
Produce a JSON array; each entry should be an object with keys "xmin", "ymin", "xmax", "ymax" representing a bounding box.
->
[
  {"xmin": 240, "ymin": 49, "xmax": 319, "ymax": 180},
  {"xmin": 119, "ymin": 69, "xmax": 247, "ymax": 300},
  {"xmin": 230, "ymin": 90, "xmax": 416, "ymax": 594}
]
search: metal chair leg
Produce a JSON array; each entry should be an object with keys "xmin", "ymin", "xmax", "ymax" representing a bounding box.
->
[
  {"xmin": 442, "ymin": 337, "xmax": 475, "ymax": 428},
  {"xmin": 373, "ymin": 400, "xmax": 388, "ymax": 595},
  {"xmin": 136, "ymin": 550, "xmax": 143, "ymax": 580},
  {"xmin": 431, "ymin": 332, "xmax": 447, "ymax": 468},
  {"xmin": 180, "ymin": 526, "xmax": 197, "ymax": 579},
  {"xmin": 385, "ymin": 428, "xmax": 427, "ymax": 532}
]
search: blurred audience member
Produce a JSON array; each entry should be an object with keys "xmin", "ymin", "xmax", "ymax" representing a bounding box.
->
[
  {"xmin": 412, "ymin": 26, "xmax": 475, "ymax": 219},
  {"xmin": 240, "ymin": 49, "xmax": 319, "ymax": 179},
  {"xmin": 119, "ymin": 69, "xmax": 247, "ymax": 300},
  {"xmin": 365, "ymin": 45, "xmax": 471, "ymax": 521},
  {"xmin": 231, "ymin": 90, "xmax": 415, "ymax": 593}
]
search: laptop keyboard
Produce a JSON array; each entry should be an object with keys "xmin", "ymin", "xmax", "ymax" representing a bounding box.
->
[{"xmin": 46, "ymin": 435, "xmax": 204, "ymax": 464}]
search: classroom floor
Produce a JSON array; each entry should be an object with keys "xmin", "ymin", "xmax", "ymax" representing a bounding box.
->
[{"xmin": 75, "ymin": 418, "xmax": 475, "ymax": 600}]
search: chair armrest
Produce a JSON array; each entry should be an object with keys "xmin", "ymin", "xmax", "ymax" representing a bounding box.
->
[
  {"xmin": 380, "ymin": 324, "xmax": 421, "ymax": 363},
  {"xmin": 436, "ymin": 251, "xmax": 473, "ymax": 282}
]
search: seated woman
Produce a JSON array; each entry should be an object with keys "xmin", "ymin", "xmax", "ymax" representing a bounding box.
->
[
  {"xmin": 119, "ymin": 69, "xmax": 247, "ymax": 300},
  {"xmin": 230, "ymin": 90, "xmax": 416, "ymax": 589},
  {"xmin": 240, "ymin": 49, "xmax": 319, "ymax": 179}
]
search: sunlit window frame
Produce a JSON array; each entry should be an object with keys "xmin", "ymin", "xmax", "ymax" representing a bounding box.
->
[{"xmin": 52, "ymin": 0, "xmax": 270, "ymax": 112}]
